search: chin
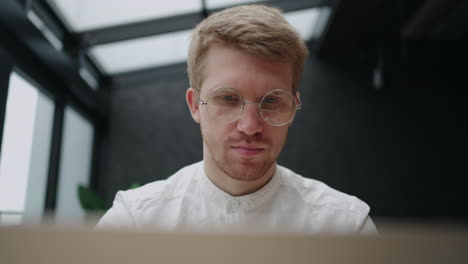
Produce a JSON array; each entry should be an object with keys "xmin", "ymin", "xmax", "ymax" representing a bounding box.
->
[{"xmin": 218, "ymin": 155, "xmax": 274, "ymax": 182}]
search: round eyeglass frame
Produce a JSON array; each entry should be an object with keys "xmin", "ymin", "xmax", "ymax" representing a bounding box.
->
[{"xmin": 197, "ymin": 87, "xmax": 301, "ymax": 127}]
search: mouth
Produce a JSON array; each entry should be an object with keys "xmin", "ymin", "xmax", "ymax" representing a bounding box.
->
[{"xmin": 231, "ymin": 146, "xmax": 265, "ymax": 156}]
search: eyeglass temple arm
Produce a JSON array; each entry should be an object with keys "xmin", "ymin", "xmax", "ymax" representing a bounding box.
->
[{"xmin": 193, "ymin": 90, "xmax": 207, "ymax": 105}]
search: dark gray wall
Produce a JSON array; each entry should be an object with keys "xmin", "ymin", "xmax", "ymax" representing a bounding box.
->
[
  {"xmin": 97, "ymin": 49, "xmax": 466, "ymax": 220},
  {"xmin": 97, "ymin": 75, "xmax": 202, "ymax": 204},
  {"xmin": 282, "ymin": 53, "xmax": 466, "ymax": 219}
]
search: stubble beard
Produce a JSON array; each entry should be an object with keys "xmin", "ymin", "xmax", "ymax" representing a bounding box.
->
[
  {"xmin": 204, "ymin": 132, "xmax": 284, "ymax": 182},
  {"xmin": 214, "ymin": 152, "xmax": 274, "ymax": 182}
]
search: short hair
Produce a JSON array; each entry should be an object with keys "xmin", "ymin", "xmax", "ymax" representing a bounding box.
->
[{"xmin": 187, "ymin": 4, "xmax": 309, "ymax": 94}]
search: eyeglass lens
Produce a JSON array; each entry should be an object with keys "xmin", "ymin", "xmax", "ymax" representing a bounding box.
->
[{"xmin": 205, "ymin": 87, "xmax": 297, "ymax": 126}]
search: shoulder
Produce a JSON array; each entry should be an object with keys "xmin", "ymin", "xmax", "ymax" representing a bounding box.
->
[
  {"xmin": 276, "ymin": 165, "xmax": 371, "ymax": 231},
  {"xmin": 119, "ymin": 161, "xmax": 202, "ymax": 204},
  {"xmin": 277, "ymin": 165, "xmax": 369, "ymax": 213},
  {"xmin": 96, "ymin": 162, "xmax": 202, "ymax": 229}
]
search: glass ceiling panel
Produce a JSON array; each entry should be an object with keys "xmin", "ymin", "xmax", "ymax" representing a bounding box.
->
[
  {"xmin": 285, "ymin": 7, "xmax": 330, "ymax": 41},
  {"xmin": 47, "ymin": 0, "xmax": 202, "ymax": 32},
  {"xmin": 88, "ymin": 6, "xmax": 331, "ymax": 75},
  {"xmin": 89, "ymin": 29, "xmax": 192, "ymax": 74},
  {"xmin": 205, "ymin": 0, "xmax": 262, "ymax": 9}
]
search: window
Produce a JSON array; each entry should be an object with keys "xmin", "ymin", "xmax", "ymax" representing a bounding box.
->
[
  {"xmin": 54, "ymin": 106, "xmax": 94, "ymax": 225},
  {"xmin": 0, "ymin": 72, "xmax": 54, "ymax": 225}
]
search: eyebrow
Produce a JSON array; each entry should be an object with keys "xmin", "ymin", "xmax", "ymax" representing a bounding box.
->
[
  {"xmin": 209, "ymin": 86, "xmax": 293, "ymax": 101},
  {"xmin": 211, "ymin": 83, "xmax": 290, "ymax": 93}
]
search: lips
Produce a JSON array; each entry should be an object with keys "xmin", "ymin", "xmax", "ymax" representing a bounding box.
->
[{"xmin": 231, "ymin": 146, "xmax": 265, "ymax": 156}]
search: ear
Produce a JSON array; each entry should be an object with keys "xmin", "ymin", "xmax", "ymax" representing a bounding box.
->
[
  {"xmin": 295, "ymin": 91, "xmax": 301, "ymax": 106},
  {"xmin": 289, "ymin": 91, "xmax": 301, "ymax": 127},
  {"xmin": 186, "ymin": 87, "xmax": 201, "ymax": 123}
]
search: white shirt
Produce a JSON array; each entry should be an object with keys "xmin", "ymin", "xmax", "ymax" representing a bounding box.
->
[{"xmin": 96, "ymin": 161, "xmax": 377, "ymax": 234}]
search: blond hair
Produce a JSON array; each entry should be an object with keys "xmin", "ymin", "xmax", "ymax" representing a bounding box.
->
[{"xmin": 187, "ymin": 4, "xmax": 309, "ymax": 94}]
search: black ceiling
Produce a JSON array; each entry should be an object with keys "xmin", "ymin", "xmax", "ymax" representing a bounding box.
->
[{"xmin": 317, "ymin": 0, "xmax": 468, "ymax": 58}]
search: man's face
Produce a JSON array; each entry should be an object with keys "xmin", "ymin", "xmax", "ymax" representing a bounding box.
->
[{"xmin": 187, "ymin": 44, "xmax": 296, "ymax": 182}]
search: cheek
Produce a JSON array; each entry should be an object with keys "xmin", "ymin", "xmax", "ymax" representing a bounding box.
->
[
  {"xmin": 200, "ymin": 118, "xmax": 230, "ymax": 145},
  {"xmin": 269, "ymin": 127, "xmax": 289, "ymax": 149}
]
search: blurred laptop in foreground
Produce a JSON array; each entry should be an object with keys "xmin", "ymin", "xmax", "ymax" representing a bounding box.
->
[{"xmin": 1, "ymin": 220, "xmax": 468, "ymax": 264}]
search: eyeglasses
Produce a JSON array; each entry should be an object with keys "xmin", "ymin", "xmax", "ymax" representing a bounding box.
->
[{"xmin": 198, "ymin": 87, "xmax": 301, "ymax": 126}]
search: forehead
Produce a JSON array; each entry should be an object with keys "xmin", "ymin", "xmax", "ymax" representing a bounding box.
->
[{"xmin": 200, "ymin": 44, "xmax": 294, "ymax": 97}]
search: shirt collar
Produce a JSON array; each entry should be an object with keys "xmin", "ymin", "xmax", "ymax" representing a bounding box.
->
[{"xmin": 196, "ymin": 161, "xmax": 281, "ymax": 214}]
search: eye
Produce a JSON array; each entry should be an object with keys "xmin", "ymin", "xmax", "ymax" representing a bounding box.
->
[
  {"xmin": 223, "ymin": 95, "xmax": 238, "ymax": 102},
  {"xmin": 264, "ymin": 97, "xmax": 279, "ymax": 104},
  {"xmin": 261, "ymin": 97, "xmax": 282, "ymax": 112},
  {"xmin": 211, "ymin": 93, "xmax": 241, "ymax": 107}
]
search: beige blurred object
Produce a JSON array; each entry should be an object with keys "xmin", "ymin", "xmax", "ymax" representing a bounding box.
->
[
  {"xmin": 1, "ymin": 223, "xmax": 468, "ymax": 264},
  {"xmin": 38, "ymin": 210, "xmax": 105, "ymax": 227}
]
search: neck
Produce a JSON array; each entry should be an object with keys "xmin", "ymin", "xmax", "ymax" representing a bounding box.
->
[{"xmin": 203, "ymin": 159, "xmax": 276, "ymax": 197}]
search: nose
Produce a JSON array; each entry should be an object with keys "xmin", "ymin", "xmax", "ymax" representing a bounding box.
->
[{"xmin": 236, "ymin": 103, "xmax": 263, "ymax": 135}]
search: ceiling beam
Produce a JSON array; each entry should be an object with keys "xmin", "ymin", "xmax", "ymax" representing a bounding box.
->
[
  {"xmin": 30, "ymin": 0, "xmax": 108, "ymax": 85},
  {"xmin": 78, "ymin": 13, "xmax": 203, "ymax": 48},
  {"xmin": 268, "ymin": 0, "xmax": 336, "ymax": 13},
  {"xmin": 0, "ymin": 0, "xmax": 108, "ymax": 121}
]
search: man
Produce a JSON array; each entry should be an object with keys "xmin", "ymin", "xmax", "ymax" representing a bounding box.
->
[{"xmin": 97, "ymin": 4, "xmax": 377, "ymax": 234}]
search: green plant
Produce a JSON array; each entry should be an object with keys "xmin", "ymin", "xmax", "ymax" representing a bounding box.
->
[
  {"xmin": 78, "ymin": 183, "xmax": 141, "ymax": 211},
  {"xmin": 77, "ymin": 185, "xmax": 108, "ymax": 211}
]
